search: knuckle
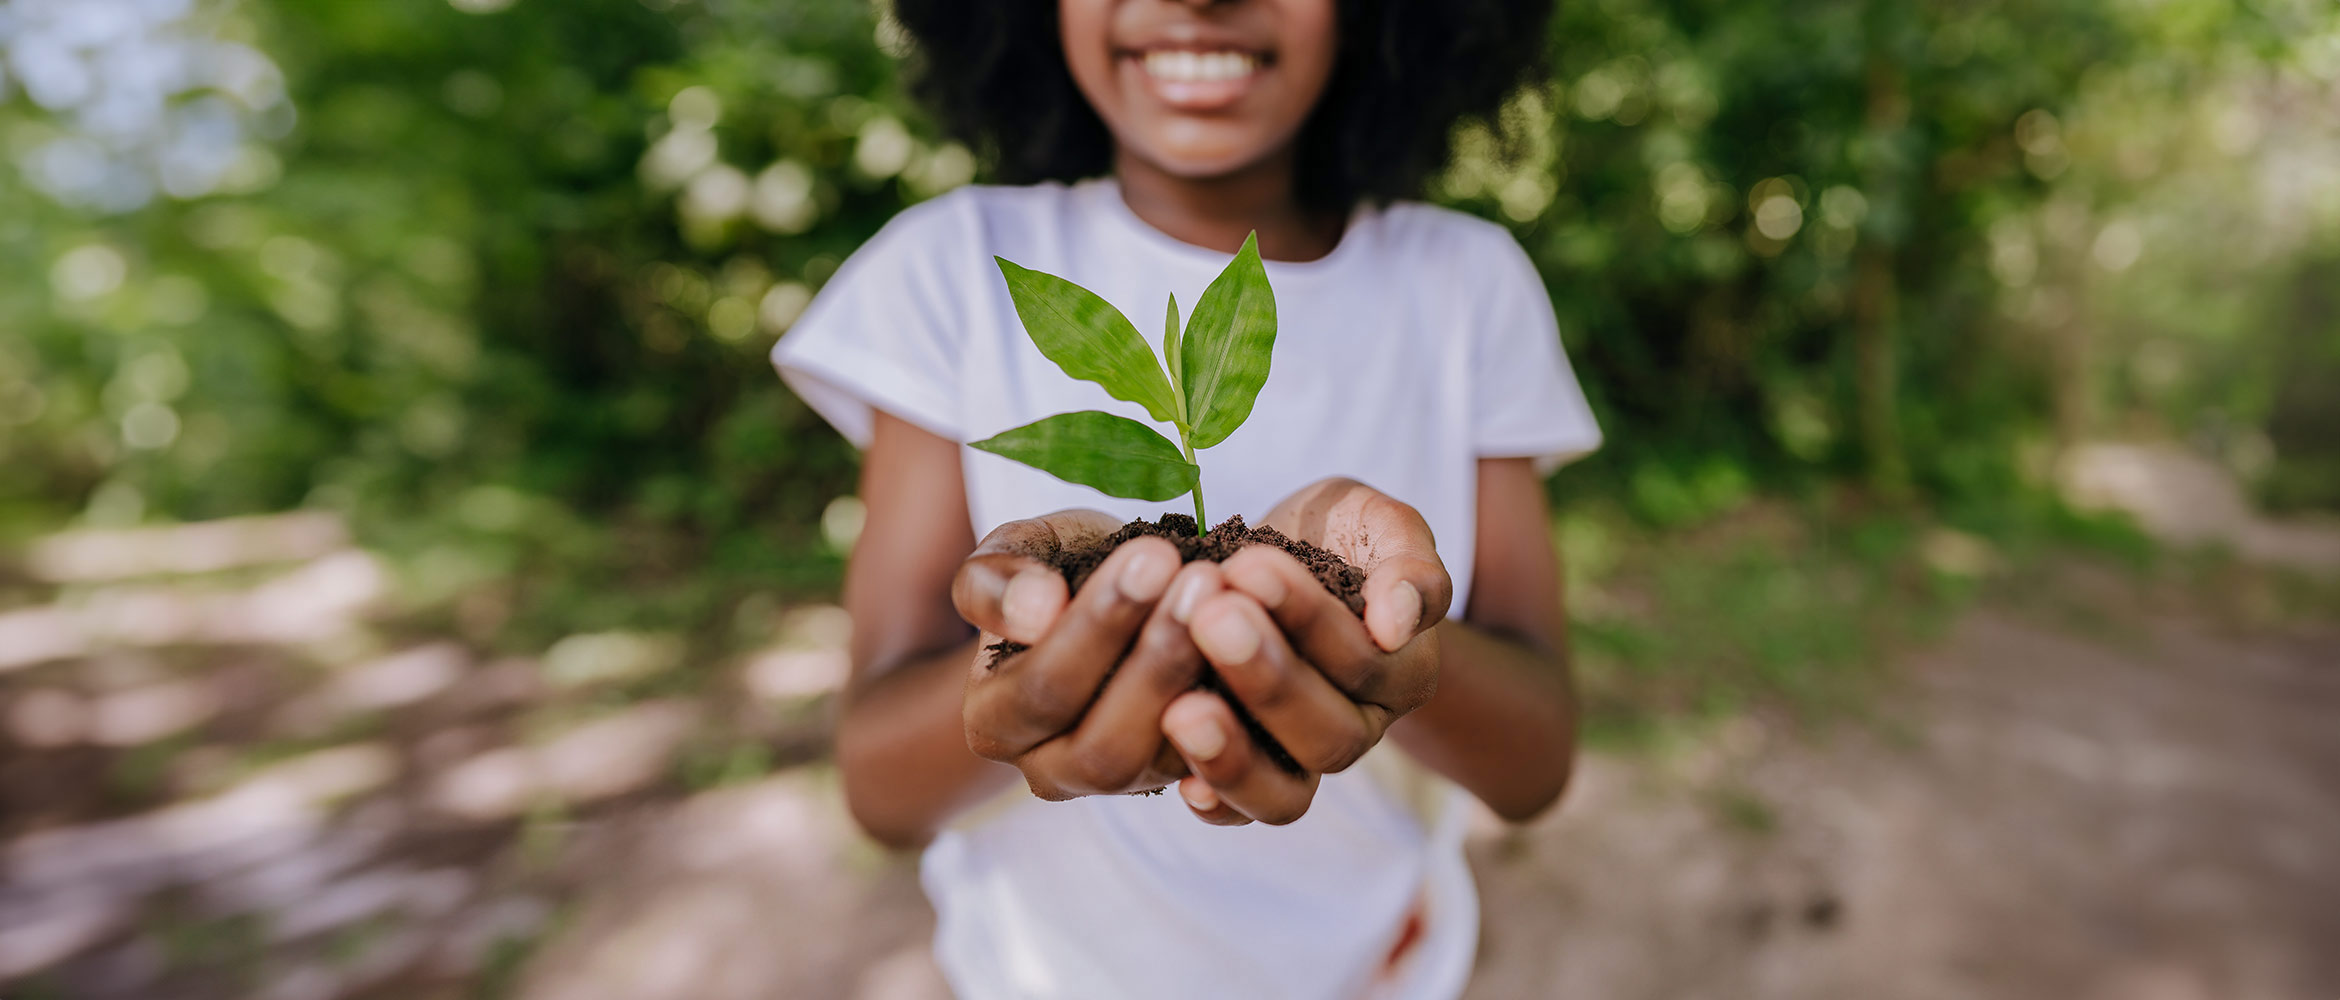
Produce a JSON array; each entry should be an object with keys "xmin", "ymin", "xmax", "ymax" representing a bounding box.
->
[
  {"xmin": 1023, "ymin": 771, "xmax": 1075, "ymax": 802},
  {"xmin": 1193, "ymin": 747, "xmax": 1250, "ymax": 788},
  {"xmin": 1315, "ymin": 648, "xmax": 1375, "ymax": 693},
  {"xmin": 1300, "ymin": 740, "xmax": 1351, "ymax": 776},
  {"xmin": 1317, "ymin": 719, "xmax": 1372, "ymax": 774},
  {"xmin": 965, "ymin": 726, "xmax": 1014, "ymax": 763},
  {"xmin": 1064, "ymin": 742, "xmax": 1142, "ymax": 794},
  {"xmin": 1257, "ymin": 797, "xmax": 1311, "ymax": 826},
  {"xmin": 1148, "ymin": 742, "xmax": 1190, "ymax": 781}
]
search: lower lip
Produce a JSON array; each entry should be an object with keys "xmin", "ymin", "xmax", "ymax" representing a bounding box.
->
[{"xmin": 1125, "ymin": 56, "xmax": 1263, "ymax": 112}]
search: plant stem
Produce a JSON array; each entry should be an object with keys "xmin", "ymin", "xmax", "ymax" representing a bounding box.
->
[{"xmin": 1179, "ymin": 433, "xmax": 1207, "ymax": 537}]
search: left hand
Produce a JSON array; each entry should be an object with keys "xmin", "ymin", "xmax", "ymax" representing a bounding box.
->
[{"xmin": 1160, "ymin": 478, "xmax": 1454, "ymax": 825}]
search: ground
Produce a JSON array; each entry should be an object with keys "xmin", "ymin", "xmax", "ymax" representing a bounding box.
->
[
  {"xmin": 1466, "ymin": 604, "xmax": 2340, "ymax": 1000},
  {"xmin": 1, "ymin": 443, "xmax": 2334, "ymax": 999}
]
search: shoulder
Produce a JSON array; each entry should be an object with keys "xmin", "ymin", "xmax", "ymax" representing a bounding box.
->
[
  {"xmin": 871, "ymin": 182, "xmax": 1088, "ymax": 245},
  {"xmin": 1368, "ymin": 201, "xmax": 1530, "ymax": 266},
  {"xmin": 1357, "ymin": 202, "xmax": 1543, "ymax": 310},
  {"xmin": 825, "ymin": 183, "xmax": 1067, "ymax": 291}
]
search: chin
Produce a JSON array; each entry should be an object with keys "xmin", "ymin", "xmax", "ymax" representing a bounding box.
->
[{"xmin": 1126, "ymin": 124, "xmax": 1286, "ymax": 180}]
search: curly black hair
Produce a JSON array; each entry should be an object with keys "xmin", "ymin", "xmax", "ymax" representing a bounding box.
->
[{"xmin": 890, "ymin": 0, "xmax": 1555, "ymax": 213}]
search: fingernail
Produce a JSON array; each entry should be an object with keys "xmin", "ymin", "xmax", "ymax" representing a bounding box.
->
[
  {"xmin": 1181, "ymin": 779, "xmax": 1220, "ymax": 812},
  {"xmin": 1194, "ymin": 611, "xmax": 1261, "ymax": 665},
  {"xmin": 1167, "ymin": 714, "xmax": 1227, "ymax": 762},
  {"xmin": 1002, "ymin": 570, "xmax": 1054, "ymax": 637},
  {"xmin": 1167, "ymin": 571, "xmax": 1210, "ymax": 624},
  {"xmin": 1118, "ymin": 545, "xmax": 1175, "ymax": 603},
  {"xmin": 1390, "ymin": 581, "xmax": 1423, "ymax": 634}
]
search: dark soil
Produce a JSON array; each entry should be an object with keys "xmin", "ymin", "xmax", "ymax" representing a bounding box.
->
[
  {"xmin": 1062, "ymin": 513, "xmax": 1366, "ymax": 611},
  {"xmin": 983, "ymin": 513, "xmax": 1367, "ymax": 777}
]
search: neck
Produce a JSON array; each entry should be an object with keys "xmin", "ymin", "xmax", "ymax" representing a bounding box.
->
[{"xmin": 1113, "ymin": 146, "xmax": 1344, "ymax": 263}]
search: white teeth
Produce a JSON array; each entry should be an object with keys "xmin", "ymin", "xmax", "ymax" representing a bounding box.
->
[{"xmin": 1141, "ymin": 50, "xmax": 1258, "ymax": 84}]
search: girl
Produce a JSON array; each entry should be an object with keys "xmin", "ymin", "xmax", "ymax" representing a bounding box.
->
[{"xmin": 773, "ymin": 1, "xmax": 1597, "ymax": 996}]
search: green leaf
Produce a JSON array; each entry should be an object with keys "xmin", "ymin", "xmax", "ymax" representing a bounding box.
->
[
  {"xmin": 995, "ymin": 257, "xmax": 1181, "ymax": 425},
  {"xmin": 1179, "ymin": 231, "xmax": 1277, "ymax": 449},
  {"xmin": 970, "ymin": 411, "xmax": 1200, "ymax": 502},
  {"xmin": 1163, "ymin": 292, "xmax": 1183, "ymax": 396}
]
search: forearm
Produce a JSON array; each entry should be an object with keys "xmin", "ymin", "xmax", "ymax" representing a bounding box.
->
[
  {"xmin": 835, "ymin": 637, "xmax": 1016, "ymax": 848},
  {"xmin": 1388, "ymin": 618, "xmax": 1576, "ymax": 821}
]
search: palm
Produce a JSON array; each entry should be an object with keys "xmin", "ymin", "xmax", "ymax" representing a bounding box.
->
[{"xmin": 1257, "ymin": 478, "xmax": 1452, "ymax": 651}]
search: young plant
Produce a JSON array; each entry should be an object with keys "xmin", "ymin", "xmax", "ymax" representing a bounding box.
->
[{"xmin": 971, "ymin": 232, "xmax": 1276, "ymax": 537}]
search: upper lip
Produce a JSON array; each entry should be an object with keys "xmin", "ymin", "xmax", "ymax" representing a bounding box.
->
[
  {"xmin": 1116, "ymin": 27, "xmax": 1273, "ymax": 61},
  {"xmin": 1125, "ymin": 42, "xmax": 1268, "ymax": 54}
]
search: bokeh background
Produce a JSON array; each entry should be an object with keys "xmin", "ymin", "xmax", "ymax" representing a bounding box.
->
[{"xmin": 2, "ymin": 0, "xmax": 2337, "ymax": 998}]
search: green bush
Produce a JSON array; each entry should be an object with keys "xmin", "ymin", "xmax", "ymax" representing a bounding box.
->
[{"xmin": 3, "ymin": 0, "xmax": 2333, "ymax": 647}]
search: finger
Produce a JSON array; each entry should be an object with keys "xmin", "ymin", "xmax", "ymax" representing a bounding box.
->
[
  {"xmin": 1016, "ymin": 562, "xmax": 1222, "ymax": 796},
  {"xmin": 1220, "ymin": 545, "xmax": 1426, "ymax": 712},
  {"xmin": 1189, "ymin": 593, "xmax": 1384, "ymax": 774},
  {"xmin": 963, "ymin": 535, "xmax": 1180, "ymax": 760},
  {"xmin": 957, "ymin": 559, "xmax": 1066, "ymax": 646},
  {"xmin": 1175, "ymin": 774, "xmax": 1250, "ymax": 826},
  {"xmin": 1257, "ymin": 479, "xmax": 1453, "ymax": 652},
  {"xmin": 1162, "ymin": 690, "xmax": 1322, "ymax": 825},
  {"xmin": 1363, "ymin": 559, "xmax": 1448, "ymax": 654},
  {"xmin": 953, "ymin": 510, "xmax": 1125, "ymax": 642}
]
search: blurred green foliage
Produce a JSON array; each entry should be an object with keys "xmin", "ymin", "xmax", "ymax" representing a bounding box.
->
[{"xmin": 3, "ymin": 0, "xmax": 2335, "ymax": 649}]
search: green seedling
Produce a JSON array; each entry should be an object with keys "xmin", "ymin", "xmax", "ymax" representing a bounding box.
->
[{"xmin": 972, "ymin": 231, "xmax": 1276, "ymax": 536}]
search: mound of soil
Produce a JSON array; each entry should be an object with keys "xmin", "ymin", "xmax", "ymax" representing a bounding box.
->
[
  {"xmin": 985, "ymin": 513, "xmax": 1367, "ymax": 777},
  {"xmin": 1059, "ymin": 513, "xmax": 1366, "ymax": 611}
]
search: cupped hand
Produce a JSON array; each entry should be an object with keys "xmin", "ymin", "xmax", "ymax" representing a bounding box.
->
[
  {"xmin": 1161, "ymin": 479, "xmax": 1453, "ymax": 825},
  {"xmin": 952, "ymin": 509, "xmax": 1223, "ymax": 800}
]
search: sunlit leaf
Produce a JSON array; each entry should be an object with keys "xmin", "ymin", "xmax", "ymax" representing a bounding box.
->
[
  {"xmin": 994, "ymin": 257, "xmax": 1180, "ymax": 425},
  {"xmin": 1179, "ymin": 231, "xmax": 1276, "ymax": 449},
  {"xmin": 970, "ymin": 410, "xmax": 1199, "ymax": 502}
]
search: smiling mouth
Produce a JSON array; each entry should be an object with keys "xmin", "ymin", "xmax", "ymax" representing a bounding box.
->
[
  {"xmin": 1125, "ymin": 47, "xmax": 1271, "ymax": 111},
  {"xmin": 1140, "ymin": 49, "xmax": 1264, "ymax": 83}
]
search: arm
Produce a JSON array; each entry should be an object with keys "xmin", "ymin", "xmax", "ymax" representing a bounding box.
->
[
  {"xmin": 833, "ymin": 412, "xmax": 1013, "ymax": 848},
  {"xmin": 1387, "ymin": 457, "xmax": 1576, "ymax": 821}
]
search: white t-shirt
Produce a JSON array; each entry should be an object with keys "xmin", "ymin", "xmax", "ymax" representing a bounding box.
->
[{"xmin": 773, "ymin": 178, "xmax": 1600, "ymax": 1000}]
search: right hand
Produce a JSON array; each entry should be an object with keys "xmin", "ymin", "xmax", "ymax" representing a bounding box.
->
[{"xmin": 952, "ymin": 510, "xmax": 1223, "ymax": 800}]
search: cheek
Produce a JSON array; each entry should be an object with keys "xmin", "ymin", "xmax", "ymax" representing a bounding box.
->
[
  {"xmin": 1276, "ymin": 0, "xmax": 1340, "ymax": 100},
  {"xmin": 1058, "ymin": 0, "xmax": 1120, "ymax": 119}
]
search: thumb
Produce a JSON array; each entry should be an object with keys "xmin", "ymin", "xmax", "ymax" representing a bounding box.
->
[
  {"xmin": 1348, "ymin": 493, "xmax": 1452, "ymax": 652},
  {"xmin": 953, "ymin": 553, "xmax": 1066, "ymax": 645},
  {"xmin": 1362, "ymin": 555, "xmax": 1450, "ymax": 652}
]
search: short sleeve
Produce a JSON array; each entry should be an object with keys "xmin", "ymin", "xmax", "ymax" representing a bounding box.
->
[
  {"xmin": 1469, "ymin": 232, "xmax": 1603, "ymax": 472},
  {"xmin": 770, "ymin": 196, "xmax": 972, "ymax": 448}
]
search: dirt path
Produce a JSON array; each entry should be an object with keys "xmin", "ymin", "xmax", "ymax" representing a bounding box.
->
[{"xmin": 1465, "ymin": 608, "xmax": 2340, "ymax": 1000}]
